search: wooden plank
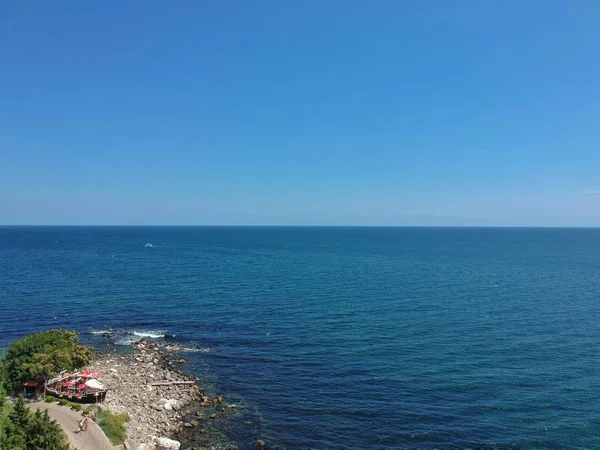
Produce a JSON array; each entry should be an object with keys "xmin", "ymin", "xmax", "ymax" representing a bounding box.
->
[{"xmin": 149, "ymin": 381, "xmax": 196, "ymax": 387}]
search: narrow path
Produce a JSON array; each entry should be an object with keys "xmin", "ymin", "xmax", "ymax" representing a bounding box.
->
[{"xmin": 29, "ymin": 401, "xmax": 120, "ymax": 450}]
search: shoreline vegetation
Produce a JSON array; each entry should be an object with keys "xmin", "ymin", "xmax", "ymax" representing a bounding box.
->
[
  {"xmin": 1, "ymin": 395, "xmax": 70, "ymax": 449},
  {"xmin": 0, "ymin": 329, "xmax": 258, "ymax": 450},
  {"xmin": 0, "ymin": 329, "xmax": 84, "ymax": 449}
]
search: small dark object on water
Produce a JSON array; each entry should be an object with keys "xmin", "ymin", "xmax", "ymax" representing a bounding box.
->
[{"xmin": 255, "ymin": 440, "xmax": 266, "ymax": 448}]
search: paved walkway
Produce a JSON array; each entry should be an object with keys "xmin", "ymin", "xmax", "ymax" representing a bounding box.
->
[{"xmin": 29, "ymin": 401, "xmax": 121, "ymax": 450}]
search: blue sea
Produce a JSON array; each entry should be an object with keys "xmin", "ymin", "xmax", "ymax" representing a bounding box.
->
[{"xmin": 1, "ymin": 226, "xmax": 600, "ymax": 449}]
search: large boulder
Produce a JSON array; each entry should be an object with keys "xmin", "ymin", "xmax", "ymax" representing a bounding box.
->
[{"xmin": 147, "ymin": 435, "xmax": 181, "ymax": 450}]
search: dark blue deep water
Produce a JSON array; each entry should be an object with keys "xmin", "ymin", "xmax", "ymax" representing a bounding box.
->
[{"xmin": 1, "ymin": 226, "xmax": 600, "ymax": 448}]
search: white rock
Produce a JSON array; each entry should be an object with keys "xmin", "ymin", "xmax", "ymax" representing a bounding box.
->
[{"xmin": 148, "ymin": 436, "xmax": 180, "ymax": 450}]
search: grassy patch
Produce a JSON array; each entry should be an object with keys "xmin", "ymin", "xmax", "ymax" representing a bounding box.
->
[
  {"xmin": 54, "ymin": 397, "xmax": 82, "ymax": 411},
  {"xmin": 70, "ymin": 402, "xmax": 82, "ymax": 412},
  {"xmin": 96, "ymin": 408, "xmax": 129, "ymax": 445}
]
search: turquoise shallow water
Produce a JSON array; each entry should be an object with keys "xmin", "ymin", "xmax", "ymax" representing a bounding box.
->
[{"xmin": 1, "ymin": 226, "xmax": 600, "ymax": 448}]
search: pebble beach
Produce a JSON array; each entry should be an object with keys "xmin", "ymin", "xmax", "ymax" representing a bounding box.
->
[{"xmin": 92, "ymin": 340, "xmax": 242, "ymax": 450}]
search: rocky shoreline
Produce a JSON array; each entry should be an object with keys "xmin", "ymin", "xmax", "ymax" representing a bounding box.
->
[{"xmin": 91, "ymin": 340, "xmax": 238, "ymax": 450}]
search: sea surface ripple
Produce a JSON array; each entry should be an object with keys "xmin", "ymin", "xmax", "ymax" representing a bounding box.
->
[{"xmin": 1, "ymin": 226, "xmax": 600, "ymax": 448}]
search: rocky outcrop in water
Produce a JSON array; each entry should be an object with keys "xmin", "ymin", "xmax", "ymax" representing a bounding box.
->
[{"xmin": 92, "ymin": 341, "xmax": 203, "ymax": 447}]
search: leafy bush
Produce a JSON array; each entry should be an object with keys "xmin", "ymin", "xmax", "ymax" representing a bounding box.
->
[
  {"xmin": 96, "ymin": 408, "xmax": 130, "ymax": 445},
  {"xmin": 43, "ymin": 395, "xmax": 55, "ymax": 403},
  {"xmin": 54, "ymin": 397, "xmax": 85, "ymax": 412}
]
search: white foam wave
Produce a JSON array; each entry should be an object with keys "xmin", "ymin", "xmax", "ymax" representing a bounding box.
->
[
  {"xmin": 90, "ymin": 330, "xmax": 113, "ymax": 335},
  {"xmin": 115, "ymin": 336, "xmax": 142, "ymax": 345},
  {"xmin": 180, "ymin": 346, "xmax": 212, "ymax": 353},
  {"xmin": 132, "ymin": 330, "xmax": 165, "ymax": 339}
]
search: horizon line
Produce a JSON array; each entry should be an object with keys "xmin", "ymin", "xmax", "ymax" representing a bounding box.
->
[{"xmin": 2, "ymin": 224, "xmax": 600, "ymax": 229}]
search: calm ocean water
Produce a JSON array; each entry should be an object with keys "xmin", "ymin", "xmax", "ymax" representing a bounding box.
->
[{"xmin": 1, "ymin": 226, "xmax": 600, "ymax": 448}]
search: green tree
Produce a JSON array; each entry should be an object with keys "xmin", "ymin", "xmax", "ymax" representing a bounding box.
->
[
  {"xmin": 3, "ymin": 329, "xmax": 93, "ymax": 392},
  {"xmin": 26, "ymin": 409, "xmax": 69, "ymax": 450},
  {"xmin": 2, "ymin": 396, "xmax": 30, "ymax": 450},
  {"xmin": 0, "ymin": 417, "xmax": 27, "ymax": 450},
  {"xmin": 0, "ymin": 396, "xmax": 69, "ymax": 450},
  {"xmin": 0, "ymin": 362, "xmax": 6, "ymax": 407},
  {"xmin": 9, "ymin": 395, "xmax": 31, "ymax": 431}
]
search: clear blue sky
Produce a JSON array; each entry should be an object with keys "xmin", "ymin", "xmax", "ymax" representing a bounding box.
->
[{"xmin": 1, "ymin": 1, "xmax": 599, "ymax": 226}]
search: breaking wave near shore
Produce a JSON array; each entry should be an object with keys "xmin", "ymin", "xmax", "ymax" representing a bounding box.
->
[{"xmin": 88, "ymin": 328, "xmax": 211, "ymax": 353}]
